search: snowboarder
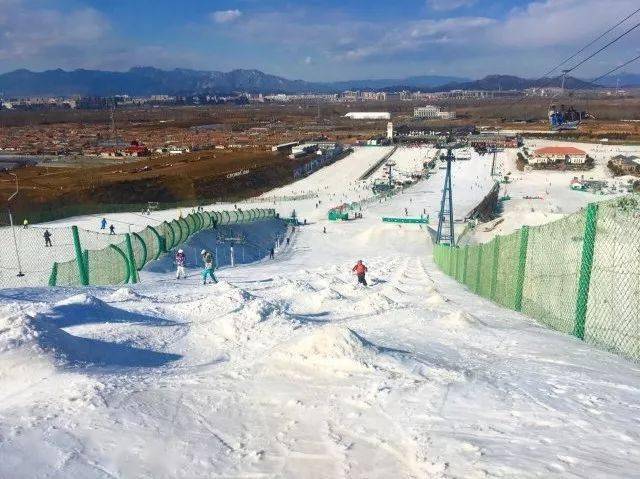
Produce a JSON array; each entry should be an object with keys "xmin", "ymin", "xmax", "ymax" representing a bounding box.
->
[
  {"xmin": 269, "ymin": 247, "xmax": 275, "ymax": 259},
  {"xmin": 100, "ymin": 218, "xmax": 107, "ymax": 230},
  {"xmin": 43, "ymin": 229, "xmax": 52, "ymax": 247},
  {"xmin": 352, "ymin": 260, "xmax": 368, "ymax": 286},
  {"xmin": 201, "ymin": 249, "xmax": 218, "ymax": 284},
  {"xmin": 109, "ymin": 224, "xmax": 115, "ymax": 235},
  {"xmin": 175, "ymin": 249, "xmax": 186, "ymax": 279}
]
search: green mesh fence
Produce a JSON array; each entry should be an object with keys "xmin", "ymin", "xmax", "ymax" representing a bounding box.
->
[
  {"xmin": 433, "ymin": 195, "xmax": 640, "ymax": 362},
  {"xmin": 0, "ymin": 207, "xmax": 275, "ymax": 289}
]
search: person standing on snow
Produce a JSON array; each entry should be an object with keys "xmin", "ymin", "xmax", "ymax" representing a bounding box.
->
[
  {"xmin": 109, "ymin": 224, "xmax": 115, "ymax": 235},
  {"xmin": 175, "ymin": 249, "xmax": 186, "ymax": 279},
  {"xmin": 269, "ymin": 247, "xmax": 275, "ymax": 259},
  {"xmin": 201, "ymin": 249, "xmax": 218, "ymax": 285},
  {"xmin": 100, "ymin": 218, "xmax": 107, "ymax": 230},
  {"xmin": 43, "ymin": 229, "xmax": 52, "ymax": 247},
  {"xmin": 352, "ymin": 260, "xmax": 368, "ymax": 286}
]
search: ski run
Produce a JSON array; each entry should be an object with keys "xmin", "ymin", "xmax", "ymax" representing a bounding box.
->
[{"xmin": 1, "ymin": 145, "xmax": 639, "ymax": 478}]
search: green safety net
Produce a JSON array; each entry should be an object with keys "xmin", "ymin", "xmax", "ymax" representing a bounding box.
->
[{"xmin": 433, "ymin": 194, "xmax": 640, "ymax": 362}]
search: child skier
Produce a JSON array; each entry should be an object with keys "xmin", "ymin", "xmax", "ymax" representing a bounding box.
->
[
  {"xmin": 100, "ymin": 218, "xmax": 107, "ymax": 230},
  {"xmin": 175, "ymin": 249, "xmax": 186, "ymax": 279},
  {"xmin": 352, "ymin": 260, "xmax": 368, "ymax": 286},
  {"xmin": 201, "ymin": 249, "xmax": 218, "ymax": 285}
]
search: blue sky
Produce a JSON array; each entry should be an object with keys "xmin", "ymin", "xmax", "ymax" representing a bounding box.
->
[{"xmin": 0, "ymin": 0, "xmax": 638, "ymax": 81}]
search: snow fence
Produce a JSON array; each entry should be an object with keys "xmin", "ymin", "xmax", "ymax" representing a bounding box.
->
[
  {"xmin": 433, "ymin": 195, "xmax": 640, "ymax": 362},
  {"xmin": 2, "ymin": 208, "xmax": 275, "ymax": 289}
]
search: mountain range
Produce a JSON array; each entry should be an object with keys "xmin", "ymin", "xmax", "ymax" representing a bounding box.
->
[{"xmin": 0, "ymin": 67, "xmax": 637, "ymax": 98}]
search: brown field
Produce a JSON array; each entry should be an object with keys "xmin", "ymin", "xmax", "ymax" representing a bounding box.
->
[{"xmin": 1, "ymin": 95, "xmax": 638, "ymax": 222}]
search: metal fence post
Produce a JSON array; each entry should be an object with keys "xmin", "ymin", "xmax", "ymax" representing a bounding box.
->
[
  {"xmin": 48, "ymin": 262, "xmax": 58, "ymax": 287},
  {"xmin": 71, "ymin": 225, "xmax": 89, "ymax": 286},
  {"xmin": 490, "ymin": 236, "xmax": 500, "ymax": 300},
  {"xmin": 125, "ymin": 233, "xmax": 139, "ymax": 283},
  {"xmin": 474, "ymin": 247, "xmax": 483, "ymax": 293},
  {"xmin": 574, "ymin": 203, "xmax": 599, "ymax": 340},
  {"xmin": 514, "ymin": 226, "xmax": 530, "ymax": 311}
]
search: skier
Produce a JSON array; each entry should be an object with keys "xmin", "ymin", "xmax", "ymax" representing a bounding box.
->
[
  {"xmin": 100, "ymin": 218, "xmax": 107, "ymax": 230},
  {"xmin": 43, "ymin": 229, "xmax": 52, "ymax": 247},
  {"xmin": 286, "ymin": 237, "xmax": 290, "ymax": 246},
  {"xmin": 109, "ymin": 224, "xmax": 115, "ymax": 235},
  {"xmin": 201, "ymin": 249, "xmax": 218, "ymax": 285},
  {"xmin": 22, "ymin": 219, "xmax": 28, "ymax": 229},
  {"xmin": 175, "ymin": 249, "xmax": 186, "ymax": 279},
  {"xmin": 269, "ymin": 247, "xmax": 275, "ymax": 259},
  {"xmin": 352, "ymin": 260, "xmax": 368, "ymax": 286},
  {"xmin": 323, "ymin": 226, "xmax": 327, "ymax": 234}
]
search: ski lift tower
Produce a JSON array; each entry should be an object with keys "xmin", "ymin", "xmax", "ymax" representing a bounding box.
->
[
  {"xmin": 436, "ymin": 139, "xmax": 465, "ymax": 245},
  {"xmin": 385, "ymin": 160, "xmax": 396, "ymax": 188}
]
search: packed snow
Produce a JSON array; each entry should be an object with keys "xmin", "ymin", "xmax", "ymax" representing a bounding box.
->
[{"xmin": 1, "ymin": 145, "xmax": 639, "ymax": 478}]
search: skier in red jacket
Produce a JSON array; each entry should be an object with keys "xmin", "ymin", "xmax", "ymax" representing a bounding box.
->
[{"xmin": 352, "ymin": 260, "xmax": 368, "ymax": 286}]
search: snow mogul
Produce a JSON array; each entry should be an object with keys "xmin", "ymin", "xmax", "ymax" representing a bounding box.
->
[
  {"xmin": 201, "ymin": 249, "xmax": 218, "ymax": 285},
  {"xmin": 175, "ymin": 249, "xmax": 187, "ymax": 279},
  {"xmin": 352, "ymin": 260, "xmax": 368, "ymax": 286}
]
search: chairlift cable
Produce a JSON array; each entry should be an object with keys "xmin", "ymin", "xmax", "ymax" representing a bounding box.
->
[
  {"xmin": 562, "ymin": 21, "xmax": 640, "ymax": 75},
  {"xmin": 590, "ymin": 53, "xmax": 640, "ymax": 84},
  {"xmin": 542, "ymin": 7, "xmax": 640, "ymax": 78}
]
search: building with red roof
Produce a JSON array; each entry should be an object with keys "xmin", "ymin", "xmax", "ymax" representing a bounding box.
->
[{"xmin": 532, "ymin": 146, "xmax": 587, "ymax": 165}]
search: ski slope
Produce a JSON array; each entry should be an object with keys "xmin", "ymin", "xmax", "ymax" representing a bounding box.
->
[{"xmin": 1, "ymin": 146, "xmax": 639, "ymax": 478}]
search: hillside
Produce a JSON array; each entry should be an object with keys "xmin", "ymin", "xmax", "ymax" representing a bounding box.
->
[{"xmin": 0, "ymin": 67, "xmax": 621, "ymax": 97}]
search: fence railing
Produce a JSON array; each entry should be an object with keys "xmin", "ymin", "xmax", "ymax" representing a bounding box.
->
[
  {"xmin": 433, "ymin": 195, "xmax": 640, "ymax": 362},
  {"xmin": 2, "ymin": 208, "xmax": 276, "ymax": 289}
]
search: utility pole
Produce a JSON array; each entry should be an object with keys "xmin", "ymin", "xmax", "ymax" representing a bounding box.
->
[
  {"xmin": 436, "ymin": 143, "xmax": 457, "ymax": 245},
  {"xmin": 490, "ymin": 148, "xmax": 497, "ymax": 176},
  {"xmin": 7, "ymin": 173, "xmax": 24, "ymax": 277}
]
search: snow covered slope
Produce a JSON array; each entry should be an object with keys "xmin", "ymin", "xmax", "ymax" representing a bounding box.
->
[{"xmin": 1, "ymin": 146, "xmax": 639, "ymax": 478}]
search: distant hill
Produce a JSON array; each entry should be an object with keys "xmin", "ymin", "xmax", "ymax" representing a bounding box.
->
[
  {"xmin": 0, "ymin": 67, "xmax": 324, "ymax": 97},
  {"xmin": 327, "ymin": 75, "xmax": 470, "ymax": 91},
  {"xmin": 432, "ymin": 74, "xmax": 596, "ymax": 92},
  {"xmin": 0, "ymin": 67, "xmax": 610, "ymax": 98},
  {"xmin": 593, "ymin": 72, "xmax": 640, "ymax": 88}
]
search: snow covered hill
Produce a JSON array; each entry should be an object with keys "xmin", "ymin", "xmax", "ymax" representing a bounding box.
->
[{"xmin": 1, "ymin": 146, "xmax": 639, "ymax": 478}]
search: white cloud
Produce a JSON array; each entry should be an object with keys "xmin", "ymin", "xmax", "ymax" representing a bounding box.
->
[
  {"xmin": 304, "ymin": 56, "xmax": 312, "ymax": 64},
  {"xmin": 0, "ymin": 0, "xmax": 110, "ymax": 62},
  {"xmin": 427, "ymin": 0, "xmax": 476, "ymax": 11},
  {"xmin": 211, "ymin": 9, "xmax": 242, "ymax": 24}
]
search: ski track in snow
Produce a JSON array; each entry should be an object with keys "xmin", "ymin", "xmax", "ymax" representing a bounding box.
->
[{"xmin": 1, "ymin": 146, "xmax": 640, "ymax": 478}]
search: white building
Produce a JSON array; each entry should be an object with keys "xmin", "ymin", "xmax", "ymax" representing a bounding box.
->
[
  {"xmin": 531, "ymin": 146, "xmax": 588, "ymax": 165},
  {"xmin": 414, "ymin": 105, "xmax": 456, "ymax": 119},
  {"xmin": 344, "ymin": 112, "xmax": 391, "ymax": 120},
  {"xmin": 387, "ymin": 122, "xmax": 394, "ymax": 139}
]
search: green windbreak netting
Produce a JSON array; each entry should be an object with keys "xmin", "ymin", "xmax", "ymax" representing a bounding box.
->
[
  {"xmin": 171, "ymin": 219, "xmax": 183, "ymax": 244},
  {"xmin": 466, "ymin": 246, "xmax": 480, "ymax": 292},
  {"xmin": 179, "ymin": 217, "xmax": 191, "ymax": 238},
  {"xmin": 521, "ymin": 213, "xmax": 584, "ymax": 334},
  {"xmin": 493, "ymin": 231, "xmax": 520, "ymax": 309},
  {"xmin": 478, "ymin": 241, "xmax": 493, "ymax": 298},
  {"xmin": 585, "ymin": 197, "xmax": 640, "ymax": 360},
  {"xmin": 432, "ymin": 195, "xmax": 640, "ymax": 363},
  {"xmin": 55, "ymin": 258, "xmax": 82, "ymax": 287},
  {"xmin": 200, "ymin": 212, "xmax": 211, "ymax": 229},
  {"xmin": 3, "ymin": 208, "xmax": 276, "ymax": 289},
  {"xmin": 86, "ymin": 243, "xmax": 129, "ymax": 285},
  {"xmin": 131, "ymin": 233, "xmax": 147, "ymax": 271}
]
